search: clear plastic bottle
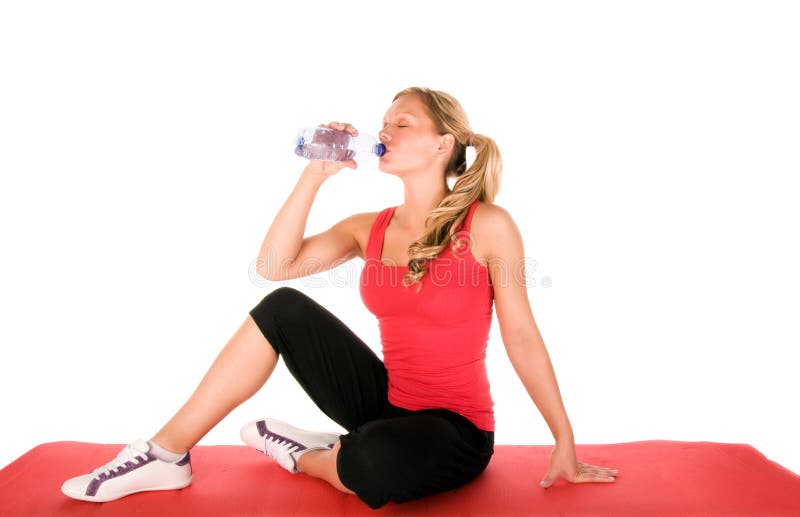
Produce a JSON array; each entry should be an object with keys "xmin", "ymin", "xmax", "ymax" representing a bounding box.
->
[{"xmin": 294, "ymin": 127, "xmax": 386, "ymax": 162}]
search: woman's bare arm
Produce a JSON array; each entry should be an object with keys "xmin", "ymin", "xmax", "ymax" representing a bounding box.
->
[{"xmin": 255, "ymin": 167, "xmax": 362, "ymax": 281}]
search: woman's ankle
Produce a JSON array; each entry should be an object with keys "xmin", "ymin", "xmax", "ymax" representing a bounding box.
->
[
  {"xmin": 148, "ymin": 437, "xmax": 188, "ymax": 457},
  {"xmin": 296, "ymin": 443, "xmax": 354, "ymax": 495},
  {"xmin": 296, "ymin": 448, "xmax": 329, "ymax": 473}
]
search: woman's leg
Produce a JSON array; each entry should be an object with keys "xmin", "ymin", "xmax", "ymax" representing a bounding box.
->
[
  {"xmin": 247, "ymin": 287, "xmax": 391, "ymax": 433},
  {"xmin": 335, "ymin": 409, "xmax": 494, "ymax": 509},
  {"xmin": 297, "ymin": 441, "xmax": 355, "ymax": 494},
  {"xmin": 247, "ymin": 287, "xmax": 393, "ymax": 496},
  {"xmin": 150, "ymin": 313, "xmax": 279, "ymax": 453},
  {"xmin": 61, "ymin": 311, "xmax": 285, "ymax": 503}
]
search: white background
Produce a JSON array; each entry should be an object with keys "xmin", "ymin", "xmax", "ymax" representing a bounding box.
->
[{"xmin": 1, "ymin": 1, "xmax": 798, "ymax": 478}]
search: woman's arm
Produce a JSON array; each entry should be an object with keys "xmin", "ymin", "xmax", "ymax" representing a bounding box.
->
[
  {"xmin": 480, "ymin": 204, "xmax": 574, "ymax": 444},
  {"xmin": 256, "ymin": 165, "xmax": 368, "ymax": 281},
  {"xmin": 478, "ymin": 203, "xmax": 618, "ymax": 488},
  {"xmin": 256, "ymin": 167, "xmax": 328, "ymax": 280}
]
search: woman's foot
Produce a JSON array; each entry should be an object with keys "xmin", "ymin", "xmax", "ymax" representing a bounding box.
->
[
  {"xmin": 61, "ymin": 438, "xmax": 192, "ymax": 502},
  {"xmin": 240, "ymin": 418, "xmax": 340, "ymax": 473}
]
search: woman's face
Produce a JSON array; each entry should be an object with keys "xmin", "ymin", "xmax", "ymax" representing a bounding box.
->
[{"xmin": 378, "ymin": 94, "xmax": 448, "ymax": 176}]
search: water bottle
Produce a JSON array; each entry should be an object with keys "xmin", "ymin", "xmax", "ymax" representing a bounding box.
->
[{"xmin": 294, "ymin": 127, "xmax": 386, "ymax": 162}]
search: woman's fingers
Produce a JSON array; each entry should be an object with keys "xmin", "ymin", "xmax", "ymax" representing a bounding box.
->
[
  {"xmin": 579, "ymin": 461, "xmax": 619, "ymax": 473},
  {"xmin": 322, "ymin": 121, "xmax": 359, "ymax": 136},
  {"xmin": 577, "ymin": 462, "xmax": 619, "ymax": 480},
  {"xmin": 575, "ymin": 470, "xmax": 616, "ymax": 483}
]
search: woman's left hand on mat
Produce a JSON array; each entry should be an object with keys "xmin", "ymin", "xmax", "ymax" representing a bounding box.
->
[{"xmin": 539, "ymin": 441, "xmax": 619, "ymax": 488}]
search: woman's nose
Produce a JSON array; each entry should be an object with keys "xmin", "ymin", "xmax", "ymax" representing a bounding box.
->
[{"xmin": 379, "ymin": 130, "xmax": 390, "ymax": 143}]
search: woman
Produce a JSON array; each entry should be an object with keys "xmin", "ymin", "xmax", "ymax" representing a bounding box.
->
[{"xmin": 61, "ymin": 86, "xmax": 619, "ymax": 509}]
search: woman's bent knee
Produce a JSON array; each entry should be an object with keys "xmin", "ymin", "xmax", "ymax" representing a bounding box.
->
[
  {"xmin": 247, "ymin": 287, "xmax": 307, "ymax": 356},
  {"xmin": 261, "ymin": 286, "xmax": 306, "ymax": 306},
  {"xmin": 250, "ymin": 287, "xmax": 309, "ymax": 323}
]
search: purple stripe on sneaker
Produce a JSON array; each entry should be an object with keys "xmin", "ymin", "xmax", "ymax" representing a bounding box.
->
[
  {"xmin": 85, "ymin": 452, "xmax": 157, "ymax": 497},
  {"xmin": 175, "ymin": 451, "xmax": 191, "ymax": 466},
  {"xmin": 258, "ymin": 420, "xmax": 308, "ymax": 452}
]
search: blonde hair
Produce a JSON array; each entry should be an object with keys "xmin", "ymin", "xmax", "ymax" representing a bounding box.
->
[{"xmin": 392, "ymin": 86, "xmax": 503, "ymax": 291}]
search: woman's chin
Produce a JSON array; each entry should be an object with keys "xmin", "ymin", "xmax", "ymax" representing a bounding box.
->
[{"xmin": 377, "ymin": 162, "xmax": 396, "ymax": 175}]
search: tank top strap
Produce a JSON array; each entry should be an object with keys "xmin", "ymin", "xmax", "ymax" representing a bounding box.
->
[
  {"xmin": 457, "ymin": 199, "xmax": 481, "ymax": 233},
  {"xmin": 366, "ymin": 206, "xmax": 396, "ymax": 260}
]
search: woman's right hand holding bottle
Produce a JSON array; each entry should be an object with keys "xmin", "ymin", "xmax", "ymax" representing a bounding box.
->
[{"xmin": 302, "ymin": 121, "xmax": 359, "ymax": 177}]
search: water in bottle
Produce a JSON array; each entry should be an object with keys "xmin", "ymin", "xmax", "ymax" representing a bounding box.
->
[{"xmin": 294, "ymin": 127, "xmax": 386, "ymax": 162}]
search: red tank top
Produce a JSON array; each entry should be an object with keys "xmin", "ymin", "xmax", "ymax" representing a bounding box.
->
[{"xmin": 359, "ymin": 199, "xmax": 495, "ymax": 431}]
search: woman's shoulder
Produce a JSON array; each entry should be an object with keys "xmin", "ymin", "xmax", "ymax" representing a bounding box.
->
[
  {"xmin": 350, "ymin": 210, "xmax": 385, "ymax": 260},
  {"xmin": 472, "ymin": 201, "xmax": 515, "ymax": 230},
  {"xmin": 470, "ymin": 201, "xmax": 520, "ymax": 262}
]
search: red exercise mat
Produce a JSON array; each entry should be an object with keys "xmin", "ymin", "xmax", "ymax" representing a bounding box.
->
[{"xmin": 1, "ymin": 440, "xmax": 798, "ymax": 516}]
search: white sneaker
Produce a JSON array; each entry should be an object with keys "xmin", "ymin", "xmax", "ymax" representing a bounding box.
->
[
  {"xmin": 61, "ymin": 438, "xmax": 192, "ymax": 502},
  {"xmin": 240, "ymin": 418, "xmax": 340, "ymax": 474}
]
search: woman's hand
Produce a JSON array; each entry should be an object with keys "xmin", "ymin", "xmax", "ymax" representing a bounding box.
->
[
  {"xmin": 302, "ymin": 121, "xmax": 359, "ymax": 177},
  {"xmin": 539, "ymin": 440, "xmax": 619, "ymax": 488}
]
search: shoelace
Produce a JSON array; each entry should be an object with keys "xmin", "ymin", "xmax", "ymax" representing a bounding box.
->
[
  {"xmin": 262, "ymin": 434, "xmax": 305, "ymax": 471},
  {"xmin": 89, "ymin": 444, "xmax": 147, "ymax": 478},
  {"xmin": 263, "ymin": 434, "xmax": 302, "ymax": 457}
]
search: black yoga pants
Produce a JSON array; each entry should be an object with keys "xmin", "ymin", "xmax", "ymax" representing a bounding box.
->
[{"xmin": 248, "ymin": 286, "xmax": 494, "ymax": 510}]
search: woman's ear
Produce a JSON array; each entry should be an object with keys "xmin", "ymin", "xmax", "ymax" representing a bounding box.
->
[{"xmin": 437, "ymin": 133, "xmax": 455, "ymax": 155}]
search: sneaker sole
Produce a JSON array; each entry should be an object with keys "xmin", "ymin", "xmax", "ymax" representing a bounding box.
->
[{"xmin": 61, "ymin": 476, "xmax": 193, "ymax": 502}]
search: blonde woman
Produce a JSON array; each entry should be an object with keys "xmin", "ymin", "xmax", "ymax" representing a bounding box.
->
[{"xmin": 61, "ymin": 86, "xmax": 618, "ymax": 509}]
